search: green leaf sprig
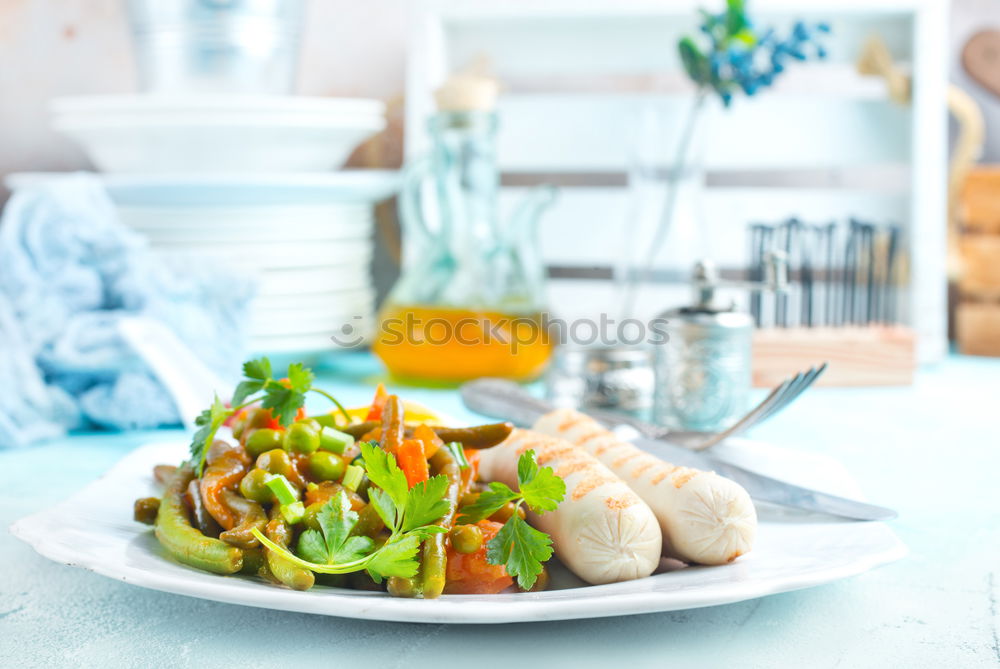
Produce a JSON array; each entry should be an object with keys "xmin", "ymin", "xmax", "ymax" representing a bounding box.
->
[
  {"xmin": 250, "ymin": 442, "xmax": 450, "ymax": 582},
  {"xmin": 457, "ymin": 450, "xmax": 566, "ymax": 590},
  {"xmin": 188, "ymin": 357, "xmax": 351, "ymax": 475}
]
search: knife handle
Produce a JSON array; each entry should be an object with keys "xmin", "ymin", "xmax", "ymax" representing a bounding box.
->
[{"xmin": 459, "ymin": 378, "xmax": 555, "ymax": 427}]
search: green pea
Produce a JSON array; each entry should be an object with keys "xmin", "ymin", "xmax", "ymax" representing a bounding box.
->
[
  {"xmin": 284, "ymin": 422, "xmax": 320, "ymax": 454},
  {"xmin": 302, "ymin": 502, "xmax": 325, "ymax": 532},
  {"xmin": 308, "ymin": 451, "xmax": 346, "ymax": 482},
  {"xmin": 449, "ymin": 524, "xmax": 483, "ymax": 554},
  {"xmin": 489, "ymin": 502, "xmax": 525, "ymax": 523},
  {"xmin": 239, "ymin": 469, "xmax": 276, "ymax": 504},
  {"xmin": 245, "ymin": 428, "xmax": 284, "ymax": 458},
  {"xmin": 256, "ymin": 449, "xmax": 293, "ymax": 477}
]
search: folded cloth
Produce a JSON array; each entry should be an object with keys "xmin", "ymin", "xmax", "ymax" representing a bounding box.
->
[{"xmin": 0, "ymin": 173, "xmax": 254, "ymax": 446}]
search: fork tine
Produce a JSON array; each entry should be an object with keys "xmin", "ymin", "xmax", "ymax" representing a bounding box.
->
[
  {"xmin": 745, "ymin": 371, "xmax": 805, "ymax": 429},
  {"xmin": 754, "ymin": 364, "xmax": 826, "ymax": 426},
  {"xmin": 690, "ymin": 379, "xmax": 792, "ymax": 450},
  {"xmin": 690, "ymin": 363, "xmax": 828, "ymax": 451}
]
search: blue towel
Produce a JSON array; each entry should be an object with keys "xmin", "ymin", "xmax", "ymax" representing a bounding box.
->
[{"xmin": 0, "ymin": 173, "xmax": 254, "ymax": 446}]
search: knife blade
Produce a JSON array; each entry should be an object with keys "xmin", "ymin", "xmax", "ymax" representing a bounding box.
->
[
  {"xmin": 460, "ymin": 378, "xmax": 898, "ymax": 521},
  {"xmin": 629, "ymin": 436, "xmax": 898, "ymax": 521}
]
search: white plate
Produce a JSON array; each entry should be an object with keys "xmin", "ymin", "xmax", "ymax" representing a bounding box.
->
[
  {"xmin": 9, "ymin": 439, "xmax": 906, "ymax": 624},
  {"xmin": 256, "ymin": 267, "xmax": 373, "ymax": 296},
  {"xmin": 151, "ymin": 244, "xmax": 373, "ymax": 271},
  {"xmin": 5, "ymin": 171, "xmax": 400, "ymax": 207},
  {"xmin": 52, "ymin": 94, "xmax": 386, "ymax": 118},
  {"xmin": 119, "ymin": 205, "xmax": 373, "ymax": 242},
  {"xmin": 252, "ymin": 289, "xmax": 376, "ymax": 312}
]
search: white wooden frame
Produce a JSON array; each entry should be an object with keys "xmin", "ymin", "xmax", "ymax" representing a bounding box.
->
[{"xmin": 405, "ymin": 0, "xmax": 949, "ymax": 362}]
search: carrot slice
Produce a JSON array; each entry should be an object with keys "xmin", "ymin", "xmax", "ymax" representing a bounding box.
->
[
  {"xmin": 412, "ymin": 424, "xmax": 444, "ymax": 459},
  {"xmin": 397, "ymin": 439, "xmax": 429, "ymax": 488},
  {"xmin": 444, "ymin": 520, "xmax": 513, "ymax": 594},
  {"xmin": 365, "ymin": 383, "xmax": 389, "ymax": 421}
]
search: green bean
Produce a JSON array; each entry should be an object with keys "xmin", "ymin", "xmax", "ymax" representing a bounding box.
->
[
  {"xmin": 340, "ymin": 421, "xmax": 515, "ymax": 449},
  {"xmin": 427, "ymin": 423, "xmax": 514, "ymax": 449},
  {"xmin": 154, "ymin": 465, "xmax": 243, "ymax": 575},
  {"xmin": 379, "ymin": 395, "xmax": 405, "ymax": 453},
  {"xmin": 240, "ymin": 546, "xmax": 267, "ymax": 575},
  {"xmin": 263, "ymin": 506, "xmax": 315, "ymax": 591},
  {"xmin": 218, "ymin": 490, "xmax": 267, "ymax": 549},
  {"xmin": 418, "ymin": 448, "xmax": 462, "ymax": 599}
]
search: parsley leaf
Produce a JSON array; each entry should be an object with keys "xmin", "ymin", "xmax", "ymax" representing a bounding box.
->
[
  {"xmin": 232, "ymin": 357, "xmax": 272, "ymax": 404},
  {"xmin": 364, "ymin": 535, "xmax": 422, "ymax": 583},
  {"xmin": 486, "ymin": 514, "xmax": 554, "ymax": 590},
  {"xmin": 517, "ymin": 450, "xmax": 566, "ymax": 514},
  {"xmin": 402, "ymin": 475, "xmax": 451, "ymax": 532},
  {"xmin": 456, "ymin": 482, "xmax": 519, "ymax": 524},
  {"xmin": 360, "ymin": 442, "xmax": 408, "ymax": 510},
  {"xmin": 368, "ymin": 486, "xmax": 399, "ymax": 533},
  {"xmin": 261, "ymin": 382, "xmax": 305, "ymax": 426},
  {"xmin": 243, "ymin": 357, "xmax": 272, "ymax": 381},
  {"xmin": 296, "ymin": 492, "xmax": 374, "ymax": 565},
  {"xmin": 188, "ymin": 395, "xmax": 230, "ymax": 476},
  {"xmin": 457, "ymin": 450, "xmax": 566, "ymax": 590}
]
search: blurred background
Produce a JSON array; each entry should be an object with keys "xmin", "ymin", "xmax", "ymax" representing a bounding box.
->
[{"xmin": 0, "ymin": 0, "xmax": 997, "ymax": 445}]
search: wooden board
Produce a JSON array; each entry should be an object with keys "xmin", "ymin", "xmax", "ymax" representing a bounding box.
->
[
  {"xmin": 752, "ymin": 326, "xmax": 916, "ymax": 387},
  {"xmin": 958, "ymin": 234, "xmax": 1000, "ymax": 294},
  {"xmin": 960, "ymin": 167, "xmax": 1000, "ymax": 234},
  {"xmin": 956, "ymin": 301, "xmax": 1000, "ymax": 356}
]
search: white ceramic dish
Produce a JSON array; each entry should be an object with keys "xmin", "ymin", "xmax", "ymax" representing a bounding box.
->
[
  {"xmin": 9, "ymin": 439, "xmax": 906, "ymax": 624},
  {"xmin": 251, "ymin": 289, "xmax": 376, "ymax": 312},
  {"xmin": 151, "ymin": 244, "xmax": 372, "ymax": 271},
  {"xmin": 119, "ymin": 205, "xmax": 373, "ymax": 242},
  {"xmin": 54, "ymin": 114, "xmax": 385, "ymax": 174},
  {"xmin": 255, "ymin": 267, "xmax": 372, "ymax": 296},
  {"xmin": 52, "ymin": 95, "xmax": 386, "ymax": 118},
  {"xmin": 5, "ymin": 171, "xmax": 400, "ymax": 207}
]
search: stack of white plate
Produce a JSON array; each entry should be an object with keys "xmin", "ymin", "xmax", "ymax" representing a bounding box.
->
[
  {"xmin": 51, "ymin": 95, "xmax": 386, "ymax": 174},
  {"xmin": 41, "ymin": 93, "xmax": 393, "ymax": 359},
  {"xmin": 7, "ymin": 171, "xmax": 399, "ymax": 355}
]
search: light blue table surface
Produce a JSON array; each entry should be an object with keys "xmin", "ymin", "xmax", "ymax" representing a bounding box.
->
[{"xmin": 3, "ymin": 353, "xmax": 999, "ymax": 669}]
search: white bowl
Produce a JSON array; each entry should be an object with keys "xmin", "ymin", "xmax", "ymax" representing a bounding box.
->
[{"xmin": 53, "ymin": 113, "xmax": 385, "ymax": 174}]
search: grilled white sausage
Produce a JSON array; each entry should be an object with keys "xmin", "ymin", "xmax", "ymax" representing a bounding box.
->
[
  {"xmin": 476, "ymin": 428, "xmax": 662, "ymax": 585},
  {"xmin": 534, "ymin": 409, "xmax": 756, "ymax": 565}
]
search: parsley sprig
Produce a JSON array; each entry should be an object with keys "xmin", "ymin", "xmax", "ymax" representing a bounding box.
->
[
  {"xmin": 188, "ymin": 357, "xmax": 351, "ymax": 475},
  {"xmin": 458, "ymin": 450, "xmax": 566, "ymax": 590},
  {"xmin": 250, "ymin": 442, "xmax": 449, "ymax": 581}
]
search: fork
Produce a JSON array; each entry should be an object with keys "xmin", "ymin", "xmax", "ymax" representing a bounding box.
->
[{"xmin": 460, "ymin": 363, "xmax": 827, "ymax": 451}]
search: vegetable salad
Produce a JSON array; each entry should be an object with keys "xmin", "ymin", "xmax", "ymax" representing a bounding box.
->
[{"xmin": 134, "ymin": 358, "xmax": 566, "ymax": 598}]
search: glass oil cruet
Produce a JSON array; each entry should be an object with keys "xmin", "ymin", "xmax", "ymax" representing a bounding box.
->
[{"xmin": 373, "ymin": 74, "xmax": 556, "ymax": 383}]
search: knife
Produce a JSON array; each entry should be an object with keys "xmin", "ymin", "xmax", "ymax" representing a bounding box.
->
[{"xmin": 460, "ymin": 379, "xmax": 897, "ymax": 522}]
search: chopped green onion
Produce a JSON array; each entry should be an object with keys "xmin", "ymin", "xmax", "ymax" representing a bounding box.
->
[
  {"xmin": 446, "ymin": 441, "xmax": 470, "ymax": 469},
  {"xmin": 265, "ymin": 474, "xmax": 298, "ymax": 505},
  {"xmin": 280, "ymin": 501, "xmax": 305, "ymax": 525},
  {"xmin": 319, "ymin": 427, "xmax": 354, "ymax": 455},
  {"xmin": 342, "ymin": 464, "xmax": 364, "ymax": 492},
  {"xmin": 311, "ymin": 414, "xmax": 338, "ymax": 429}
]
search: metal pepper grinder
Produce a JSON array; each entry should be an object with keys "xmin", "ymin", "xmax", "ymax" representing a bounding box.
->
[{"xmin": 653, "ymin": 252, "xmax": 787, "ymax": 431}]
